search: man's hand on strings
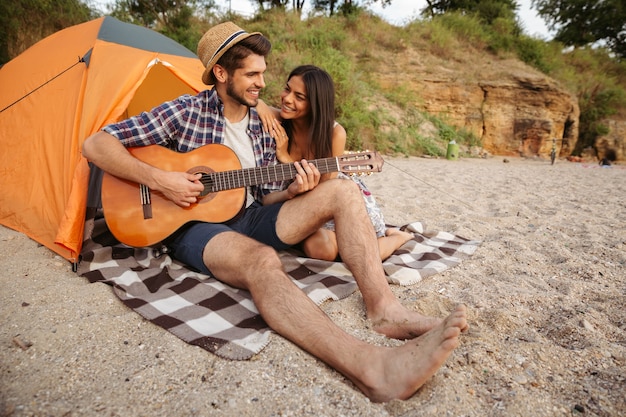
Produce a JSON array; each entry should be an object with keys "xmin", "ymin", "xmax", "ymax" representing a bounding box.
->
[{"xmin": 155, "ymin": 171, "xmax": 204, "ymax": 207}]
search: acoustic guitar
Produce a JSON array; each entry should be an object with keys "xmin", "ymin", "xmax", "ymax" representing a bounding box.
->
[{"xmin": 101, "ymin": 144, "xmax": 384, "ymax": 247}]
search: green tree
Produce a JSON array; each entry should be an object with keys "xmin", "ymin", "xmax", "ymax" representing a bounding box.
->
[
  {"xmin": 532, "ymin": 0, "xmax": 626, "ymax": 59},
  {"xmin": 423, "ymin": 0, "xmax": 518, "ymax": 25},
  {"xmin": 253, "ymin": 0, "xmax": 290, "ymax": 11},
  {"xmin": 312, "ymin": 0, "xmax": 340, "ymax": 15},
  {"xmin": 564, "ymin": 48, "xmax": 626, "ymax": 155},
  {"xmin": 575, "ymin": 84, "xmax": 622, "ymax": 155},
  {"xmin": 109, "ymin": 0, "xmax": 217, "ymax": 51},
  {"xmin": 281, "ymin": 0, "xmax": 392, "ymax": 16},
  {"xmin": 0, "ymin": 0, "xmax": 96, "ymax": 64}
]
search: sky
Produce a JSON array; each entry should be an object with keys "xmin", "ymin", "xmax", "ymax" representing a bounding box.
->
[{"xmin": 95, "ymin": 0, "xmax": 554, "ymax": 40}]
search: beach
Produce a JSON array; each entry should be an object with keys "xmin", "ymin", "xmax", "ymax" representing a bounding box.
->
[{"xmin": 1, "ymin": 155, "xmax": 624, "ymax": 416}]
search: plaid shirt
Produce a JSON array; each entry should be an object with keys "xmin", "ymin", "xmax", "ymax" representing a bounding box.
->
[{"xmin": 103, "ymin": 89, "xmax": 282, "ymax": 201}]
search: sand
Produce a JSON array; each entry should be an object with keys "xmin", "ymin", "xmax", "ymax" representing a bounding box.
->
[{"xmin": 1, "ymin": 155, "xmax": 624, "ymax": 416}]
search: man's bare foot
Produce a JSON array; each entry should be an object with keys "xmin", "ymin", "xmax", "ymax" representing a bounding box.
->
[
  {"xmin": 357, "ymin": 305, "xmax": 468, "ymax": 402},
  {"xmin": 369, "ymin": 302, "xmax": 445, "ymax": 339}
]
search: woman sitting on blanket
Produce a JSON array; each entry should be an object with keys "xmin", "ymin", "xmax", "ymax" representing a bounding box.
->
[{"xmin": 257, "ymin": 64, "xmax": 413, "ymax": 261}]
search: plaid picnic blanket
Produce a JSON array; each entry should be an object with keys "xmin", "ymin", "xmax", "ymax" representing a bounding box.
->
[{"xmin": 77, "ymin": 213, "xmax": 480, "ymax": 360}]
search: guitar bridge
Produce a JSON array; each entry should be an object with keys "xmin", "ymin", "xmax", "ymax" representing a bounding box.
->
[{"xmin": 140, "ymin": 183, "xmax": 153, "ymax": 219}]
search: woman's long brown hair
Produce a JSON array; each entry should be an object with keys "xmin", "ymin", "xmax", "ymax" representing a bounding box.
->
[{"xmin": 282, "ymin": 65, "xmax": 335, "ymax": 159}]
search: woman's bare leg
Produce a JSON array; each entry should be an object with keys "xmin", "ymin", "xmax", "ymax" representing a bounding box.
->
[
  {"xmin": 378, "ymin": 228, "xmax": 415, "ymax": 260},
  {"xmin": 302, "ymin": 228, "xmax": 339, "ymax": 261},
  {"xmin": 303, "ymin": 227, "xmax": 413, "ymax": 262}
]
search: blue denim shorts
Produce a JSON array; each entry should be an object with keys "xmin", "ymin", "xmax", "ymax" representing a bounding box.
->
[{"xmin": 166, "ymin": 201, "xmax": 289, "ymax": 274}]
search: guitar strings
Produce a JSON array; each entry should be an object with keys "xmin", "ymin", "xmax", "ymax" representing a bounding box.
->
[
  {"xmin": 383, "ymin": 159, "xmax": 476, "ymax": 210},
  {"xmin": 196, "ymin": 155, "xmax": 375, "ymax": 191}
]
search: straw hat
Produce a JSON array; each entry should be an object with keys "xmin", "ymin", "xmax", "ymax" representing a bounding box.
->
[{"xmin": 197, "ymin": 22, "xmax": 261, "ymax": 85}]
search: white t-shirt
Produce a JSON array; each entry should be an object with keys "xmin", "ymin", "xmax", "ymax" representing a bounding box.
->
[{"xmin": 223, "ymin": 113, "xmax": 256, "ymax": 207}]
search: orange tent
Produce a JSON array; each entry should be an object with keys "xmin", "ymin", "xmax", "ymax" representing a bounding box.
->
[{"xmin": 0, "ymin": 16, "xmax": 207, "ymax": 264}]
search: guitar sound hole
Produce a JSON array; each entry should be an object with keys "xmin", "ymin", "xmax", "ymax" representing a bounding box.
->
[{"xmin": 199, "ymin": 173, "xmax": 213, "ymax": 197}]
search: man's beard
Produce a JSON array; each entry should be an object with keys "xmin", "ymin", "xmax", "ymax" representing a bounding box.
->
[{"xmin": 226, "ymin": 78, "xmax": 258, "ymax": 107}]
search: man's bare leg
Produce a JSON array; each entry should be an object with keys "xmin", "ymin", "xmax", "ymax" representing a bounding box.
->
[
  {"xmin": 277, "ymin": 179, "xmax": 444, "ymax": 339},
  {"xmin": 203, "ymin": 232, "xmax": 468, "ymax": 402}
]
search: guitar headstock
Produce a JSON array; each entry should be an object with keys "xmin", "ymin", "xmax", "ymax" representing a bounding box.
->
[{"xmin": 337, "ymin": 151, "xmax": 384, "ymax": 176}]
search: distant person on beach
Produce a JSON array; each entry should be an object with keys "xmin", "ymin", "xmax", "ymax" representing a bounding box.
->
[
  {"xmin": 599, "ymin": 149, "xmax": 616, "ymax": 166},
  {"xmin": 257, "ymin": 64, "xmax": 413, "ymax": 261},
  {"xmin": 82, "ymin": 22, "xmax": 468, "ymax": 402}
]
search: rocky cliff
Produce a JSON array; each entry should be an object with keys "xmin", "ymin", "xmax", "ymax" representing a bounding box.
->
[{"xmin": 378, "ymin": 47, "xmax": 583, "ymax": 159}]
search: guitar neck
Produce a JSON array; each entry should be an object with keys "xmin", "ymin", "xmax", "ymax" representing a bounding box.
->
[{"xmin": 204, "ymin": 157, "xmax": 340, "ymax": 192}]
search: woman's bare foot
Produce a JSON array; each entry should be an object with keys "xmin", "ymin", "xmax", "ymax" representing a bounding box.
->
[
  {"xmin": 356, "ymin": 305, "xmax": 468, "ymax": 402},
  {"xmin": 385, "ymin": 227, "xmax": 414, "ymax": 241}
]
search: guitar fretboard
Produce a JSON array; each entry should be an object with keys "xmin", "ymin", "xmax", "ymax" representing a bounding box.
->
[{"xmin": 202, "ymin": 157, "xmax": 340, "ymax": 192}]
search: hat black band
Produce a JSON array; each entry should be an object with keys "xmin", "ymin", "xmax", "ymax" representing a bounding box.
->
[{"xmin": 209, "ymin": 30, "xmax": 247, "ymax": 64}]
